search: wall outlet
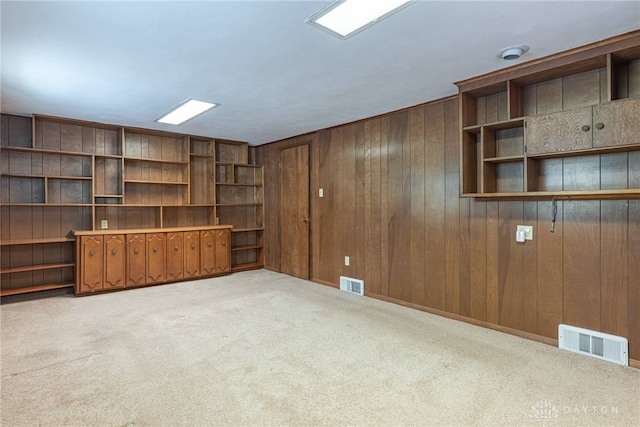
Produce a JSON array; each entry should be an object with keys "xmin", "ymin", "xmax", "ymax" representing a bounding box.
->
[
  {"xmin": 516, "ymin": 225, "xmax": 533, "ymax": 240},
  {"xmin": 319, "ymin": 188, "xmax": 324, "ymax": 198},
  {"xmin": 216, "ymin": 217, "xmax": 220, "ymax": 225},
  {"xmin": 100, "ymin": 220, "xmax": 108, "ymax": 230},
  {"xmin": 345, "ymin": 256, "xmax": 350, "ymax": 266}
]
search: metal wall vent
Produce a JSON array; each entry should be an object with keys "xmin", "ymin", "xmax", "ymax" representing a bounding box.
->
[
  {"xmin": 339, "ymin": 276, "xmax": 364, "ymax": 296},
  {"xmin": 558, "ymin": 324, "xmax": 628, "ymax": 366}
]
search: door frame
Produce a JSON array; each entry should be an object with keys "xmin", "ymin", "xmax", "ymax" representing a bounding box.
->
[{"xmin": 276, "ymin": 141, "xmax": 312, "ymax": 279}]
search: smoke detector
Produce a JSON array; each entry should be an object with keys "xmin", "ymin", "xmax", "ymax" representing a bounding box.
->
[{"xmin": 497, "ymin": 45, "xmax": 529, "ymax": 60}]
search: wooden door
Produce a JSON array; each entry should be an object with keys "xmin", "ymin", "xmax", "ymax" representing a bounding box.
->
[
  {"xmin": 200, "ymin": 230, "xmax": 216, "ymax": 276},
  {"xmin": 592, "ymin": 97, "xmax": 640, "ymax": 148},
  {"xmin": 146, "ymin": 233, "xmax": 166, "ymax": 284},
  {"xmin": 184, "ymin": 231, "xmax": 200, "ymax": 278},
  {"xmin": 166, "ymin": 232, "xmax": 184, "ymax": 281},
  {"xmin": 127, "ymin": 234, "xmax": 146, "ymax": 287},
  {"xmin": 526, "ymin": 107, "xmax": 592, "ymax": 155},
  {"xmin": 104, "ymin": 235, "xmax": 125, "ymax": 289},
  {"xmin": 279, "ymin": 144, "xmax": 310, "ymax": 279},
  {"xmin": 215, "ymin": 229, "xmax": 231, "ymax": 273},
  {"xmin": 79, "ymin": 236, "xmax": 103, "ymax": 293}
]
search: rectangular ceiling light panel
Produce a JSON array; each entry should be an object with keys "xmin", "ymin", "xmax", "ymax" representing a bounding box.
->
[
  {"xmin": 308, "ymin": 0, "xmax": 413, "ymax": 39},
  {"xmin": 157, "ymin": 99, "xmax": 219, "ymax": 125}
]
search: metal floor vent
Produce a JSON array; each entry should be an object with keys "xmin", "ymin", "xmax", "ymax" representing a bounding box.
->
[
  {"xmin": 339, "ymin": 276, "xmax": 364, "ymax": 296},
  {"xmin": 558, "ymin": 324, "xmax": 628, "ymax": 366}
]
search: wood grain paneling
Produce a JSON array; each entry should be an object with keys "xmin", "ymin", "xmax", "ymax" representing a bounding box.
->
[{"xmin": 256, "ymin": 95, "xmax": 640, "ymax": 362}]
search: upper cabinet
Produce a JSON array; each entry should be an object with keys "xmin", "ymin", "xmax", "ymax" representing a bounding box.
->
[{"xmin": 457, "ymin": 30, "xmax": 640, "ymax": 199}]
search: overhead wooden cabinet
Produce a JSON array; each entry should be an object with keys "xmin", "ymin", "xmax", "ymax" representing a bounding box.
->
[
  {"xmin": 74, "ymin": 225, "xmax": 232, "ymax": 295},
  {"xmin": 457, "ymin": 31, "xmax": 640, "ymax": 199}
]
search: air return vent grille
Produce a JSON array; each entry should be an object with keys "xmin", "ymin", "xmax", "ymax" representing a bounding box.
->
[
  {"xmin": 339, "ymin": 276, "xmax": 364, "ymax": 296},
  {"xmin": 558, "ymin": 324, "xmax": 628, "ymax": 366}
]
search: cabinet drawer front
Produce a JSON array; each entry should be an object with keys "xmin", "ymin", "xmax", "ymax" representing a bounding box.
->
[
  {"xmin": 104, "ymin": 235, "xmax": 126, "ymax": 289},
  {"xmin": 127, "ymin": 234, "xmax": 146, "ymax": 287},
  {"xmin": 166, "ymin": 232, "xmax": 184, "ymax": 281},
  {"xmin": 592, "ymin": 97, "xmax": 640, "ymax": 148},
  {"xmin": 215, "ymin": 229, "xmax": 231, "ymax": 273},
  {"xmin": 146, "ymin": 233, "xmax": 166, "ymax": 283},
  {"xmin": 184, "ymin": 231, "xmax": 200, "ymax": 278},
  {"xmin": 79, "ymin": 236, "xmax": 103, "ymax": 293},
  {"xmin": 526, "ymin": 107, "xmax": 592, "ymax": 155},
  {"xmin": 200, "ymin": 230, "xmax": 216, "ymax": 276}
]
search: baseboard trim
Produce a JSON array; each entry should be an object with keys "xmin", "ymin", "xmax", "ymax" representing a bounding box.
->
[
  {"xmin": 311, "ymin": 278, "xmax": 339, "ymax": 289},
  {"xmin": 364, "ymin": 291, "xmax": 640, "ymax": 369}
]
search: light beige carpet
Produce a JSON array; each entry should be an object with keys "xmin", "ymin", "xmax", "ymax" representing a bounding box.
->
[{"xmin": 1, "ymin": 269, "xmax": 639, "ymax": 426}]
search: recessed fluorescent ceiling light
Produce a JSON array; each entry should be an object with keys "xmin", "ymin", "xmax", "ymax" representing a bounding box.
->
[
  {"xmin": 157, "ymin": 99, "xmax": 219, "ymax": 125},
  {"xmin": 307, "ymin": 0, "xmax": 413, "ymax": 39}
]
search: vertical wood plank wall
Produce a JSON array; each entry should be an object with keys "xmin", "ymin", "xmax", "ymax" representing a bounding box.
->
[{"xmin": 256, "ymin": 95, "xmax": 640, "ymax": 362}]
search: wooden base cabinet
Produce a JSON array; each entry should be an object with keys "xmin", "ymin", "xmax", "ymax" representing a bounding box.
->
[
  {"xmin": 74, "ymin": 226, "xmax": 232, "ymax": 295},
  {"xmin": 77, "ymin": 234, "xmax": 126, "ymax": 294}
]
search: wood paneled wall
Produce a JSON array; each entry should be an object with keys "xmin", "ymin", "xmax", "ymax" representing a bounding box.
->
[{"xmin": 255, "ymin": 96, "xmax": 640, "ymax": 362}]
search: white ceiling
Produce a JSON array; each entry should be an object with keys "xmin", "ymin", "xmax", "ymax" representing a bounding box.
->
[{"xmin": 2, "ymin": 1, "xmax": 639, "ymax": 146}]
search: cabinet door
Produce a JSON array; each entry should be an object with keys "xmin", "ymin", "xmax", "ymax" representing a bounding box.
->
[
  {"xmin": 127, "ymin": 234, "xmax": 146, "ymax": 287},
  {"xmin": 526, "ymin": 107, "xmax": 592, "ymax": 155},
  {"xmin": 146, "ymin": 233, "xmax": 166, "ymax": 284},
  {"xmin": 166, "ymin": 232, "xmax": 184, "ymax": 281},
  {"xmin": 200, "ymin": 230, "xmax": 216, "ymax": 276},
  {"xmin": 79, "ymin": 236, "xmax": 103, "ymax": 293},
  {"xmin": 215, "ymin": 229, "xmax": 231, "ymax": 273},
  {"xmin": 592, "ymin": 97, "xmax": 640, "ymax": 148},
  {"xmin": 184, "ymin": 231, "xmax": 200, "ymax": 278},
  {"xmin": 104, "ymin": 235, "xmax": 126, "ymax": 289}
]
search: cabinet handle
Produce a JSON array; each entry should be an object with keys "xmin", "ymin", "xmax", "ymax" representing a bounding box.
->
[
  {"xmin": 581, "ymin": 125, "xmax": 590, "ymax": 132},
  {"xmin": 153, "ymin": 246, "xmax": 158, "ymax": 253},
  {"xmin": 595, "ymin": 122, "xmax": 605, "ymax": 130},
  {"xmin": 89, "ymin": 250, "xmax": 95, "ymax": 257},
  {"xmin": 174, "ymin": 245, "xmax": 179, "ymax": 251},
  {"xmin": 190, "ymin": 243, "xmax": 195, "ymax": 249},
  {"xmin": 221, "ymin": 241, "xmax": 226, "ymax": 246},
  {"xmin": 112, "ymin": 249, "xmax": 117, "ymax": 255},
  {"xmin": 208, "ymin": 242, "xmax": 212, "ymax": 247},
  {"xmin": 134, "ymin": 248, "xmax": 139, "ymax": 254}
]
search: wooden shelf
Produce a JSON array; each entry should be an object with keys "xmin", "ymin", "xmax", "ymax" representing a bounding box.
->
[
  {"xmin": 216, "ymin": 182, "xmax": 260, "ymax": 187},
  {"xmin": 231, "ymin": 227, "xmax": 264, "ymax": 233},
  {"xmin": 1, "ymin": 282, "xmax": 74, "ymax": 297},
  {"xmin": 2, "ymin": 203, "xmax": 94, "ymax": 207},
  {"xmin": 1, "ymin": 173, "xmax": 91, "ymax": 180},
  {"xmin": 231, "ymin": 262, "xmax": 263, "ymax": 272},
  {"xmin": 484, "ymin": 155, "xmax": 525, "ymax": 163},
  {"xmin": 217, "ymin": 203, "xmax": 263, "ymax": 207},
  {"xmin": 124, "ymin": 157, "xmax": 188, "ymax": 165},
  {"xmin": 124, "ymin": 179, "xmax": 188, "ymax": 185},
  {"xmin": 1, "ymin": 263, "xmax": 75, "ymax": 274},
  {"xmin": 464, "ymin": 189, "xmax": 640, "ymax": 200},
  {"xmin": 94, "ymin": 194, "xmax": 124, "ymax": 198},
  {"xmin": 190, "ymin": 153, "xmax": 215, "ymax": 158},
  {"xmin": 0, "ymin": 146, "xmax": 93, "ymax": 157},
  {"xmin": 1, "ymin": 237, "xmax": 75, "ymax": 246},
  {"xmin": 463, "ymin": 118, "xmax": 525, "ymax": 133},
  {"xmin": 231, "ymin": 245, "xmax": 263, "ymax": 252}
]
